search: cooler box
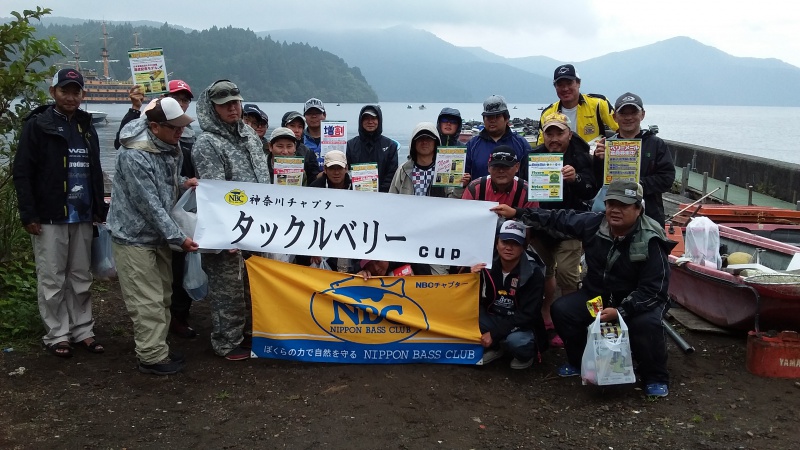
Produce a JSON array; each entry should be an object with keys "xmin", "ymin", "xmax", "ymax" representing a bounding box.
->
[{"xmin": 746, "ymin": 331, "xmax": 800, "ymax": 378}]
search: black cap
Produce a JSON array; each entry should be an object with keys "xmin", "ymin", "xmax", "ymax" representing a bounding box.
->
[
  {"xmin": 243, "ymin": 104, "xmax": 268, "ymax": 123},
  {"xmin": 553, "ymin": 64, "xmax": 580, "ymax": 83},
  {"xmin": 488, "ymin": 145, "xmax": 518, "ymax": 167},
  {"xmin": 614, "ymin": 92, "xmax": 644, "ymax": 111},
  {"xmin": 52, "ymin": 68, "xmax": 84, "ymax": 89}
]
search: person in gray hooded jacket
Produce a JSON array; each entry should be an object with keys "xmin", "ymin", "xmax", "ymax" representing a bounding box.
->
[
  {"xmin": 191, "ymin": 79, "xmax": 271, "ymax": 361},
  {"xmin": 108, "ymin": 97, "xmax": 199, "ymax": 375}
]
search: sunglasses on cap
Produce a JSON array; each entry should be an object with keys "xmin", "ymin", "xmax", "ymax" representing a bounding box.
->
[
  {"xmin": 210, "ymin": 87, "xmax": 240, "ymax": 100},
  {"xmin": 439, "ymin": 117, "xmax": 459, "ymax": 124},
  {"xmin": 490, "ymin": 152, "xmax": 516, "ymax": 162},
  {"xmin": 484, "ymin": 102, "xmax": 504, "ymax": 113}
]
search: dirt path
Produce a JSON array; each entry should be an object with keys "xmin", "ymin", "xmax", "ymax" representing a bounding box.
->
[{"xmin": 2, "ymin": 279, "xmax": 799, "ymax": 449}]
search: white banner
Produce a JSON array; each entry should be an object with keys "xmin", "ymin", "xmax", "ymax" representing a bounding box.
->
[{"xmin": 194, "ymin": 180, "xmax": 498, "ymax": 268}]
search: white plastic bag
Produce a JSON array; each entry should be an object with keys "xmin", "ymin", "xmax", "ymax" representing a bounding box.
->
[
  {"xmin": 310, "ymin": 258, "xmax": 332, "ymax": 271},
  {"xmin": 581, "ymin": 314, "xmax": 635, "ymax": 386},
  {"xmin": 183, "ymin": 252, "xmax": 208, "ymax": 301},
  {"xmin": 685, "ymin": 216, "xmax": 722, "ymax": 269},
  {"xmin": 91, "ymin": 223, "xmax": 117, "ymax": 280},
  {"xmin": 171, "ymin": 188, "xmax": 197, "ymax": 238}
]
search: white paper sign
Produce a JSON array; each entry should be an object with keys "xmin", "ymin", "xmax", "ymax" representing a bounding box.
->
[
  {"xmin": 194, "ymin": 180, "xmax": 498, "ymax": 268},
  {"xmin": 321, "ymin": 121, "xmax": 347, "ymax": 157}
]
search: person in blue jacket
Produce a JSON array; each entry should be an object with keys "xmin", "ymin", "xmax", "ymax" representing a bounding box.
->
[{"xmin": 464, "ymin": 95, "xmax": 530, "ymax": 187}]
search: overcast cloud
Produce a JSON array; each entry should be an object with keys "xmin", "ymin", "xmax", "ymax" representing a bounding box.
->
[{"xmin": 7, "ymin": 0, "xmax": 800, "ymax": 67}]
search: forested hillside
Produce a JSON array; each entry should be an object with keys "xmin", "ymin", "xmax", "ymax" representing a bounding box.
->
[{"xmin": 34, "ymin": 21, "xmax": 378, "ymax": 102}]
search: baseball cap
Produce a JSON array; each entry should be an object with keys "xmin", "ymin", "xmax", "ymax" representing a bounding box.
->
[
  {"xmin": 324, "ymin": 150, "xmax": 347, "ymax": 168},
  {"xmin": 243, "ymin": 104, "xmax": 268, "ymax": 123},
  {"xmin": 604, "ymin": 180, "xmax": 644, "ymax": 205},
  {"xmin": 488, "ymin": 145, "xmax": 518, "ymax": 167},
  {"xmin": 304, "ymin": 98, "xmax": 326, "ymax": 114},
  {"xmin": 482, "ymin": 95, "xmax": 508, "ymax": 117},
  {"xmin": 614, "ymin": 92, "xmax": 644, "ymax": 111},
  {"xmin": 52, "ymin": 68, "xmax": 84, "ymax": 89},
  {"xmin": 269, "ymin": 127, "xmax": 297, "ymax": 143},
  {"xmin": 145, "ymin": 97, "xmax": 194, "ymax": 127},
  {"xmin": 361, "ymin": 106, "xmax": 379, "ymax": 118},
  {"xmin": 281, "ymin": 111, "xmax": 306, "ymax": 127},
  {"xmin": 168, "ymin": 80, "xmax": 193, "ymax": 98},
  {"xmin": 553, "ymin": 64, "xmax": 580, "ymax": 83},
  {"xmin": 208, "ymin": 80, "xmax": 243, "ymax": 105},
  {"xmin": 499, "ymin": 220, "xmax": 526, "ymax": 245},
  {"xmin": 541, "ymin": 112, "xmax": 570, "ymax": 131}
]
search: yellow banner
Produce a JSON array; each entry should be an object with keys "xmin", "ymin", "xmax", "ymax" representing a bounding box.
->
[{"xmin": 246, "ymin": 256, "xmax": 482, "ymax": 364}]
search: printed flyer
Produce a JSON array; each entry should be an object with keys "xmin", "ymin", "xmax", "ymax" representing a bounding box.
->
[
  {"xmin": 321, "ymin": 121, "xmax": 348, "ymax": 157},
  {"xmin": 433, "ymin": 147, "xmax": 467, "ymax": 187},
  {"xmin": 603, "ymin": 139, "xmax": 642, "ymax": 185},
  {"xmin": 527, "ymin": 154, "xmax": 563, "ymax": 201},
  {"xmin": 273, "ymin": 156, "xmax": 305, "ymax": 186},
  {"xmin": 128, "ymin": 48, "xmax": 168, "ymax": 95},
  {"xmin": 351, "ymin": 163, "xmax": 379, "ymax": 192}
]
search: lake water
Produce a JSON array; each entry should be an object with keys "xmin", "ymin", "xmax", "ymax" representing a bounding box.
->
[{"xmin": 92, "ymin": 102, "xmax": 800, "ymax": 179}]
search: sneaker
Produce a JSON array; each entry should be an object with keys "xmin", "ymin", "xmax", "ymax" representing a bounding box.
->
[
  {"xmin": 138, "ymin": 357, "xmax": 185, "ymax": 375},
  {"xmin": 510, "ymin": 357, "xmax": 533, "ymax": 370},
  {"xmin": 550, "ymin": 334, "xmax": 564, "ymax": 348},
  {"xmin": 224, "ymin": 346, "xmax": 251, "ymax": 361},
  {"xmin": 478, "ymin": 348, "xmax": 504, "ymax": 365},
  {"xmin": 169, "ymin": 350, "xmax": 185, "ymax": 362},
  {"xmin": 645, "ymin": 383, "xmax": 669, "ymax": 398},
  {"xmin": 557, "ymin": 363, "xmax": 580, "ymax": 377},
  {"xmin": 170, "ymin": 317, "xmax": 197, "ymax": 339}
]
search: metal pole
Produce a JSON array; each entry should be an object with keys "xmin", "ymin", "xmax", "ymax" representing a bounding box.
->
[
  {"xmin": 691, "ymin": 152, "xmax": 697, "ymax": 172},
  {"xmin": 748, "ymin": 184, "xmax": 754, "ymax": 206},
  {"xmin": 701, "ymin": 172, "xmax": 708, "ymax": 201},
  {"xmin": 724, "ymin": 177, "xmax": 730, "ymax": 203},
  {"xmin": 796, "ymin": 201, "xmax": 800, "ymax": 211},
  {"xmin": 662, "ymin": 320, "xmax": 694, "ymax": 354},
  {"xmin": 681, "ymin": 166, "xmax": 689, "ymax": 197}
]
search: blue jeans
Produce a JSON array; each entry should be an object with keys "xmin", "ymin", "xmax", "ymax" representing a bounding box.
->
[{"xmin": 479, "ymin": 313, "xmax": 536, "ymax": 361}]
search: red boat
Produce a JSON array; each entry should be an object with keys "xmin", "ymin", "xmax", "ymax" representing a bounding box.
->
[
  {"xmin": 671, "ymin": 204, "xmax": 800, "ymax": 227},
  {"xmin": 668, "ymin": 224, "xmax": 800, "ymax": 331}
]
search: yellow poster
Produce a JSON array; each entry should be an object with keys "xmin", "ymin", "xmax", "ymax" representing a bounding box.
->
[{"xmin": 246, "ymin": 256, "xmax": 482, "ymax": 364}]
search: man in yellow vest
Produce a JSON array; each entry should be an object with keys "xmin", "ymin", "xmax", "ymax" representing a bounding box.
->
[{"xmin": 536, "ymin": 64, "xmax": 618, "ymax": 147}]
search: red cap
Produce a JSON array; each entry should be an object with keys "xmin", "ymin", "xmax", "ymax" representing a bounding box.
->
[{"xmin": 168, "ymin": 79, "xmax": 193, "ymax": 98}]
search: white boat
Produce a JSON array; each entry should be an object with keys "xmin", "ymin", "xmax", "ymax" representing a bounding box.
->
[{"xmin": 87, "ymin": 110, "xmax": 108, "ymax": 125}]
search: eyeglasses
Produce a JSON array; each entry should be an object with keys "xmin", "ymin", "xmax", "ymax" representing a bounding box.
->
[
  {"xmin": 210, "ymin": 87, "xmax": 240, "ymax": 100},
  {"xmin": 439, "ymin": 117, "xmax": 459, "ymax": 124},
  {"xmin": 158, "ymin": 122, "xmax": 182, "ymax": 130},
  {"xmin": 490, "ymin": 152, "xmax": 517, "ymax": 162},
  {"xmin": 169, "ymin": 94, "xmax": 192, "ymax": 104}
]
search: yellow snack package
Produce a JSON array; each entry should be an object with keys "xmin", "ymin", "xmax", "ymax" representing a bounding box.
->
[{"xmin": 586, "ymin": 295, "xmax": 603, "ymax": 317}]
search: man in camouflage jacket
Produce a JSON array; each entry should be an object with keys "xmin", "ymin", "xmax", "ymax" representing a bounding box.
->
[
  {"xmin": 108, "ymin": 97, "xmax": 199, "ymax": 375},
  {"xmin": 191, "ymin": 80, "xmax": 271, "ymax": 361}
]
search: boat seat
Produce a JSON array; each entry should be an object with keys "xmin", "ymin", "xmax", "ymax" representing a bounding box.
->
[{"xmin": 665, "ymin": 224, "xmax": 685, "ymax": 257}]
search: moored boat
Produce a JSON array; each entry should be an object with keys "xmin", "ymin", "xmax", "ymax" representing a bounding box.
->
[
  {"xmin": 672, "ymin": 204, "xmax": 800, "ymax": 227},
  {"xmin": 668, "ymin": 224, "xmax": 800, "ymax": 331}
]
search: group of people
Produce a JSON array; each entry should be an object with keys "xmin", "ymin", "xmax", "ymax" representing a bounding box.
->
[{"xmin": 13, "ymin": 63, "xmax": 677, "ymax": 397}]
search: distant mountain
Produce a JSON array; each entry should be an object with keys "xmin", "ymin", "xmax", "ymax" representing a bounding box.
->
[
  {"xmin": 265, "ymin": 26, "xmax": 554, "ymax": 103},
  {"xmin": 1, "ymin": 16, "xmax": 195, "ymax": 33},
  {"xmin": 263, "ymin": 29, "xmax": 800, "ymax": 106},
  {"xmin": 30, "ymin": 21, "xmax": 377, "ymax": 103}
]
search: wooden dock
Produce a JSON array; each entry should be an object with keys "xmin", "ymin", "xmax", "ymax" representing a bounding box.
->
[{"xmin": 676, "ymin": 167, "xmax": 796, "ymax": 209}]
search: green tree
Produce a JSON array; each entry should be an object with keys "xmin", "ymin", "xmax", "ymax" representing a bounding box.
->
[{"xmin": 0, "ymin": 7, "xmax": 62, "ymax": 340}]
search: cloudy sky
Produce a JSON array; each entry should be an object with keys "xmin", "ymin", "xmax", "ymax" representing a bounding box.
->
[{"xmin": 8, "ymin": 0, "xmax": 800, "ymax": 67}]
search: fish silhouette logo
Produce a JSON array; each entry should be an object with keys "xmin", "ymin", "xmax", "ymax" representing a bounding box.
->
[{"xmin": 310, "ymin": 276, "xmax": 429, "ymax": 344}]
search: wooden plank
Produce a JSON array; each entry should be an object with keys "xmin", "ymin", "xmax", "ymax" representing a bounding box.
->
[{"xmin": 667, "ymin": 308, "xmax": 735, "ymax": 334}]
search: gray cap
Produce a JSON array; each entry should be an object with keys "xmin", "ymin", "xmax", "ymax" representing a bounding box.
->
[
  {"xmin": 604, "ymin": 180, "xmax": 643, "ymax": 205},
  {"xmin": 482, "ymin": 95, "xmax": 508, "ymax": 116},
  {"xmin": 304, "ymin": 98, "xmax": 325, "ymax": 114},
  {"xmin": 269, "ymin": 127, "xmax": 297, "ymax": 143},
  {"xmin": 208, "ymin": 80, "xmax": 243, "ymax": 105},
  {"xmin": 614, "ymin": 92, "xmax": 644, "ymax": 111}
]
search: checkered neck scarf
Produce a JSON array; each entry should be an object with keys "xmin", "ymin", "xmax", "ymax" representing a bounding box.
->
[{"xmin": 412, "ymin": 162, "xmax": 435, "ymax": 196}]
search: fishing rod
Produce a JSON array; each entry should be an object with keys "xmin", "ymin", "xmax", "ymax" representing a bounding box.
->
[{"xmin": 666, "ymin": 187, "xmax": 722, "ymax": 223}]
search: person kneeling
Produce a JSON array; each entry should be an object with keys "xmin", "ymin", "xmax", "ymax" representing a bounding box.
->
[{"xmin": 471, "ymin": 220, "xmax": 548, "ymax": 369}]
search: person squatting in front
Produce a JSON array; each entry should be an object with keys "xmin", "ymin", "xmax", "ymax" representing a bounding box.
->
[
  {"xmin": 470, "ymin": 220, "xmax": 548, "ymax": 370},
  {"xmin": 191, "ymin": 79, "xmax": 272, "ymax": 361},
  {"xmin": 492, "ymin": 180, "xmax": 675, "ymax": 396}
]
